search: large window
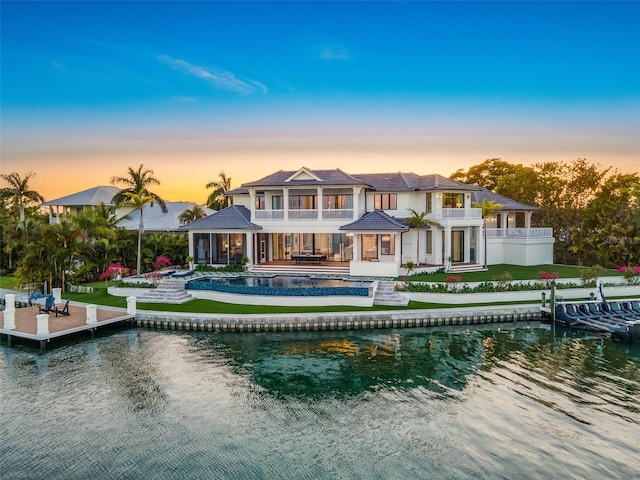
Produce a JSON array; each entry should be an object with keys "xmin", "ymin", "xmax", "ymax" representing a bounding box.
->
[
  {"xmin": 374, "ymin": 193, "xmax": 397, "ymax": 210},
  {"xmin": 271, "ymin": 233, "xmax": 353, "ymax": 261},
  {"xmin": 380, "ymin": 234, "xmax": 395, "ymax": 255},
  {"xmin": 323, "ymin": 194, "xmax": 353, "ymax": 209},
  {"xmin": 289, "ymin": 195, "xmax": 317, "ymax": 209},
  {"xmin": 442, "ymin": 193, "xmax": 464, "ymax": 208},
  {"xmin": 272, "ymin": 195, "xmax": 283, "ymax": 210},
  {"xmin": 426, "ymin": 193, "xmax": 432, "ymax": 213},
  {"xmin": 362, "ymin": 234, "xmax": 378, "ymax": 260},
  {"xmin": 255, "ymin": 194, "xmax": 265, "ymax": 210},
  {"xmin": 426, "ymin": 230, "xmax": 433, "ymax": 254}
]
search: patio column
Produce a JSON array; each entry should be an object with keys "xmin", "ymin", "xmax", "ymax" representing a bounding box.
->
[
  {"xmin": 353, "ymin": 234, "xmax": 360, "ymax": 261},
  {"xmin": 245, "ymin": 232, "xmax": 254, "ymax": 265},
  {"xmin": 444, "ymin": 226, "xmax": 452, "ymax": 265},
  {"xmin": 352, "ymin": 186, "xmax": 360, "ymax": 219},
  {"xmin": 464, "ymin": 227, "xmax": 471, "ymax": 263},
  {"xmin": 525, "ymin": 211, "xmax": 532, "ymax": 229},
  {"xmin": 248, "ymin": 189, "xmax": 256, "ymax": 222},
  {"xmin": 317, "ymin": 186, "xmax": 323, "ymax": 221}
]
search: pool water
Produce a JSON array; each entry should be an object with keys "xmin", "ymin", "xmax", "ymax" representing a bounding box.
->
[
  {"xmin": 2, "ymin": 324, "xmax": 639, "ymax": 479},
  {"xmin": 187, "ymin": 275, "xmax": 373, "ymax": 296}
]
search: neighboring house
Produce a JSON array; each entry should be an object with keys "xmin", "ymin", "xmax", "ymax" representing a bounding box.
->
[
  {"xmin": 42, "ymin": 186, "xmax": 214, "ymax": 232},
  {"xmin": 42, "ymin": 186, "xmax": 120, "ymax": 223},
  {"xmin": 180, "ymin": 167, "xmax": 554, "ymax": 277}
]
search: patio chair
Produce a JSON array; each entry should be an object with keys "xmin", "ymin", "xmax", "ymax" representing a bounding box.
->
[
  {"xmin": 38, "ymin": 296, "xmax": 55, "ymax": 314},
  {"xmin": 54, "ymin": 300, "xmax": 70, "ymax": 317}
]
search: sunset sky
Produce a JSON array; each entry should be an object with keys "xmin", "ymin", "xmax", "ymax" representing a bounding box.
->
[{"xmin": 2, "ymin": 1, "xmax": 639, "ymax": 204}]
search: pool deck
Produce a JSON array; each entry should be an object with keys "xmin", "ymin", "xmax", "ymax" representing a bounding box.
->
[{"xmin": 0, "ymin": 304, "xmax": 133, "ymax": 352}]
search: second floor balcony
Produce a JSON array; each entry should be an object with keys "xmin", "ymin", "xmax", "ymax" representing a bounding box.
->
[{"xmin": 254, "ymin": 209, "xmax": 354, "ymax": 221}]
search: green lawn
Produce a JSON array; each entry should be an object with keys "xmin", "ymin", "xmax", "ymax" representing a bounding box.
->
[
  {"xmin": 402, "ymin": 264, "xmax": 620, "ymax": 282},
  {"xmin": 0, "ymin": 276, "xmax": 18, "ymax": 290}
]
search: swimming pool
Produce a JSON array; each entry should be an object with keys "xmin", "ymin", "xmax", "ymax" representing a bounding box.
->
[{"xmin": 186, "ymin": 275, "xmax": 374, "ymax": 297}]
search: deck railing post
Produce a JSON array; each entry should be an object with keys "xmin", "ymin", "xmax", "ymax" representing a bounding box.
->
[
  {"xmin": 5, "ymin": 293, "xmax": 15, "ymax": 310},
  {"xmin": 52, "ymin": 287, "xmax": 62, "ymax": 304},
  {"xmin": 86, "ymin": 304, "xmax": 97, "ymax": 325},
  {"xmin": 36, "ymin": 314, "xmax": 50, "ymax": 336},
  {"xmin": 3, "ymin": 309, "xmax": 16, "ymax": 330},
  {"xmin": 126, "ymin": 296, "xmax": 137, "ymax": 316}
]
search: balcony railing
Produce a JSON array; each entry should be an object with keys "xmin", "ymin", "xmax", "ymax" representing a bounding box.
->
[
  {"xmin": 322, "ymin": 209, "xmax": 354, "ymax": 220},
  {"xmin": 486, "ymin": 228, "xmax": 553, "ymax": 238},
  {"xmin": 427, "ymin": 208, "xmax": 482, "ymax": 220},
  {"xmin": 288, "ymin": 210, "xmax": 318, "ymax": 220},
  {"xmin": 255, "ymin": 209, "xmax": 285, "ymax": 220}
]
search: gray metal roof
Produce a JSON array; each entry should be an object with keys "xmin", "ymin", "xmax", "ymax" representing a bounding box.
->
[
  {"xmin": 118, "ymin": 202, "xmax": 216, "ymax": 232},
  {"xmin": 340, "ymin": 210, "xmax": 409, "ymax": 232},
  {"xmin": 471, "ymin": 186, "xmax": 538, "ymax": 212},
  {"xmin": 42, "ymin": 186, "xmax": 121, "ymax": 207},
  {"xmin": 179, "ymin": 205, "xmax": 261, "ymax": 230},
  {"xmin": 241, "ymin": 167, "xmax": 368, "ymax": 188},
  {"xmin": 353, "ymin": 172, "xmax": 480, "ymax": 192}
]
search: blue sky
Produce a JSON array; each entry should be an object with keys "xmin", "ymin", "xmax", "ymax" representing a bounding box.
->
[{"xmin": 2, "ymin": 1, "xmax": 639, "ymax": 202}]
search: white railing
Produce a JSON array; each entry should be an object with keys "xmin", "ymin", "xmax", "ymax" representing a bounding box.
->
[
  {"xmin": 255, "ymin": 210, "xmax": 285, "ymax": 220},
  {"xmin": 322, "ymin": 209, "xmax": 354, "ymax": 220},
  {"xmin": 486, "ymin": 228, "xmax": 553, "ymax": 238},
  {"xmin": 427, "ymin": 208, "xmax": 482, "ymax": 220},
  {"xmin": 288, "ymin": 210, "xmax": 318, "ymax": 220}
]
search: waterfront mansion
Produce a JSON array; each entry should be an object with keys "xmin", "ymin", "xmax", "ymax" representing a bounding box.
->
[{"xmin": 181, "ymin": 167, "xmax": 554, "ymax": 277}]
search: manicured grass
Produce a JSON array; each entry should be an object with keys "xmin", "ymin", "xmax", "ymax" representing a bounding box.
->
[
  {"xmin": 0, "ymin": 276, "xmax": 18, "ymax": 290},
  {"xmin": 61, "ymin": 286, "xmax": 547, "ymax": 314},
  {"xmin": 402, "ymin": 264, "xmax": 620, "ymax": 283}
]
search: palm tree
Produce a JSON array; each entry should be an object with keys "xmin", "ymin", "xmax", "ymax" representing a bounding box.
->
[
  {"xmin": 205, "ymin": 171, "xmax": 233, "ymax": 210},
  {"xmin": 0, "ymin": 171, "xmax": 45, "ymax": 222},
  {"xmin": 111, "ymin": 165, "xmax": 167, "ymax": 276},
  {"xmin": 406, "ymin": 209, "xmax": 439, "ymax": 265},
  {"xmin": 179, "ymin": 205, "xmax": 206, "ymax": 224},
  {"xmin": 472, "ymin": 199, "xmax": 503, "ymax": 268},
  {"xmin": 119, "ymin": 191, "xmax": 155, "ymax": 277}
]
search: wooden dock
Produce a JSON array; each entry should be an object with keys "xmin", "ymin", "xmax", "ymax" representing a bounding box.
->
[{"xmin": 1, "ymin": 304, "xmax": 134, "ymax": 352}]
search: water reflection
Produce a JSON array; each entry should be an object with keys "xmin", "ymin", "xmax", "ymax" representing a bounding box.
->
[{"xmin": 188, "ymin": 324, "xmax": 640, "ymax": 416}]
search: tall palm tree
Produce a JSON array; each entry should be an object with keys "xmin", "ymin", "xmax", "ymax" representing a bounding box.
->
[
  {"xmin": 0, "ymin": 171, "xmax": 45, "ymax": 221},
  {"xmin": 111, "ymin": 165, "xmax": 167, "ymax": 276},
  {"xmin": 406, "ymin": 209, "xmax": 440, "ymax": 265},
  {"xmin": 179, "ymin": 205, "xmax": 206, "ymax": 224},
  {"xmin": 472, "ymin": 199, "xmax": 503, "ymax": 268},
  {"xmin": 119, "ymin": 191, "xmax": 155, "ymax": 277},
  {"xmin": 205, "ymin": 171, "xmax": 233, "ymax": 210}
]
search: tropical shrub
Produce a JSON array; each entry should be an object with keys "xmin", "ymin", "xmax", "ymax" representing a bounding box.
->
[
  {"xmin": 579, "ymin": 265, "xmax": 607, "ymax": 287},
  {"xmin": 492, "ymin": 271, "xmax": 513, "ymax": 292},
  {"xmin": 99, "ymin": 262, "xmax": 130, "ymax": 281},
  {"xmin": 152, "ymin": 255, "xmax": 172, "ymax": 271},
  {"xmin": 618, "ymin": 265, "xmax": 640, "ymax": 285}
]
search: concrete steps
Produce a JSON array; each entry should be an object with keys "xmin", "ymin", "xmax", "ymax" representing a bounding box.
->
[
  {"xmin": 447, "ymin": 263, "xmax": 486, "ymax": 273},
  {"xmin": 137, "ymin": 279, "xmax": 195, "ymax": 304},
  {"xmin": 373, "ymin": 281, "xmax": 409, "ymax": 306}
]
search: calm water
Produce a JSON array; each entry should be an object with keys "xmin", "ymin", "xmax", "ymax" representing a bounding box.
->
[{"xmin": 1, "ymin": 324, "xmax": 639, "ymax": 479}]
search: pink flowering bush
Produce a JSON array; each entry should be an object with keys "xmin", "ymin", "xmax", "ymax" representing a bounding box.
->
[
  {"xmin": 152, "ymin": 255, "xmax": 172, "ymax": 271},
  {"xmin": 445, "ymin": 275, "xmax": 462, "ymax": 292},
  {"xmin": 618, "ymin": 265, "xmax": 640, "ymax": 285},
  {"xmin": 145, "ymin": 271, "xmax": 163, "ymax": 284},
  {"xmin": 99, "ymin": 262, "xmax": 130, "ymax": 281}
]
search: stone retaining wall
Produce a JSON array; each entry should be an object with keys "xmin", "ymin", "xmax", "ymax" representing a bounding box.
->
[{"xmin": 133, "ymin": 305, "xmax": 543, "ymax": 333}]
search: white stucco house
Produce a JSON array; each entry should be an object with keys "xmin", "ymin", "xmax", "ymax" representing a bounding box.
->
[{"xmin": 180, "ymin": 167, "xmax": 554, "ymax": 277}]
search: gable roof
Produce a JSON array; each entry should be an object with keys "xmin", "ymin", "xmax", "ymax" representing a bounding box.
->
[
  {"xmin": 340, "ymin": 210, "xmax": 409, "ymax": 232},
  {"xmin": 179, "ymin": 205, "xmax": 261, "ymax": 230},
  {"xmin": 117, "ymin": 202, "xmax": 216, "ymax": 232},
  {"xmin": 41, "ymin": 186, "xmax": 121, "ymax": 207},
  {"xmin": 353, "ymin": 173, "xmax": 481, "ymax": 192},
  {"xmin": 241, "ymin": 168, "xmax": 368, "ymax": 188},
  {"xmin": 471, "ymin": 186, "xmax": 538, "ymax": 212}
]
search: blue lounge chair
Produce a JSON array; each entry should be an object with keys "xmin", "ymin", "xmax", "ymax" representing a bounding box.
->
[
  {"xmin": 38, "ymin": 296, "xmax": 55, "ymax": 314},
  {"xmin": 55, "ymin": 300, "xmax": 70, "ymax": 317}
]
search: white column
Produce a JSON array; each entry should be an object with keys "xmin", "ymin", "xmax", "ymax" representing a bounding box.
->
[
  {"xmin": 245, "ymin": 232, "xmax": 254, "ymax": 265},
  {"xmin": 317, "ymin": 186, "xmax": 323, "ymax": 221},
  {"xmin": 353, "ymin": 234, "xmax": 360, "ymax": 261},
  {"xmin": 86, "ymin": 304, "xmax": 97, "ymax": 325},
  {"xmin": 352, "ymin": 186, "xmax": 360, "ymax": 219},
  {"xmin": 5, "ymin": 293, "xmax": 15, "ymax": 310},
  {"xmin": 248, "ymin": 189, "xmax": 256, "ymax": 222},
  {"xmin": 3, "ymin": 309, "xmax": 16, "ymax": 330},
  {"xmin": 525, "ymin": 211, "xmax": 532, "ymax": 229},
  {"xmin": 444, "ymin": 226, "xmax": 452, "ymax": 265},
  {"xmin": 37, "ymin": 314, "xmax": 50, "ymax": 336},
  {"xmin": 283, "ymin": 187, "xmax": 289, "ymax": 221},
  {"xmin": 126, "ymin": 297, "xmax": 137, "ymax": 316},
  {"xmin": 464, "ymin": 227, "xmax": 471, "ymax": 263}
]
